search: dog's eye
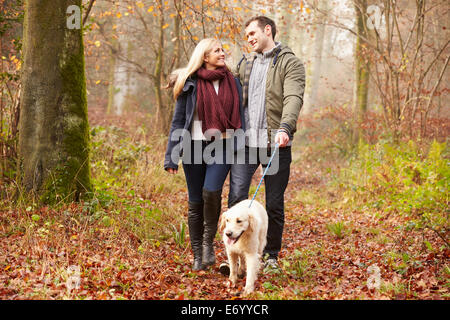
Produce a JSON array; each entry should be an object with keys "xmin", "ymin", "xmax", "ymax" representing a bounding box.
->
[{"xmin": 236, "ymin": 219, "xmax": 242, "ymax": 223}]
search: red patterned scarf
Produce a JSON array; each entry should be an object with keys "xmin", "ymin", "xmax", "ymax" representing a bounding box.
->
[{"xmin": 196, "ymin": 66, "xmax": 241, "ymax": 134}]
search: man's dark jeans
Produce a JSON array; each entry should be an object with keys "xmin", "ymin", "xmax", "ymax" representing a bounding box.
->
[{"xmin": 228, "ymin": 146, "xmax": 291, "ymax": 259}]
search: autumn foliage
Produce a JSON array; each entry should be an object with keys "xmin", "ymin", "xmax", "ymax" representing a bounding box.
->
[{"xmin": 0, "ymin": 0, "xmax": 449, "ymax": 300}]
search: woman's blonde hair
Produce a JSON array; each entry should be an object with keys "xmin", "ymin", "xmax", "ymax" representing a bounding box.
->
[{"xmin": 172, "ymin": 38, "xmax": 221, "ymax": 99}]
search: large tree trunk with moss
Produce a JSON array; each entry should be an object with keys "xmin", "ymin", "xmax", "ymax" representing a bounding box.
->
[{"xmin": 18, "ymin": 0, "xmax": 92, "ymax": 204}]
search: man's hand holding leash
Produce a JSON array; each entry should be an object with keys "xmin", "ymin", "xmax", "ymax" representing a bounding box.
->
[{"xmin": 275, "ymin": 130, "xmax": 290, "ymax": 147}]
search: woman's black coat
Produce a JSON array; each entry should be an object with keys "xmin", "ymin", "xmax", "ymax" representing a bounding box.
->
[{"xmin": 164, "ymin": 76, "xmax": 245, "ymax": 171}]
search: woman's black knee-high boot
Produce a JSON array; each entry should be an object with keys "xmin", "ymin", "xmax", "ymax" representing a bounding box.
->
[
  {"xmin": 201, "ymin": 189, "xmax": 222, "ymax": 268},
  {"xmin": 188, "ymin": 201, "xmax": 204, "ymax": 271}
]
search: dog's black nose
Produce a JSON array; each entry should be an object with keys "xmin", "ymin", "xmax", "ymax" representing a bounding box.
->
[{"xmin": 226, "ymin": 232, "xmax": 232, "ymax": 237}]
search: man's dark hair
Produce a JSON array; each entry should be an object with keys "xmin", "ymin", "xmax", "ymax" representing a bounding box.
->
[{"xmin": 245, "ymin": 16, "xmax": 277, "ymax": 40}]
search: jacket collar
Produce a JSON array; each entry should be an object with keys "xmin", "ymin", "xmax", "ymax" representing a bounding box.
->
[
  {"xmin": 182, "ymin": 76, "xmax": 197, "ymax": 92},
  {"xmin": 256, "ymin": 42, "xmax": 282, "ymax": 59}
]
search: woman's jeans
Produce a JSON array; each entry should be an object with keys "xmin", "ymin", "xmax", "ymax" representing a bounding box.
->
[{"xmin": 182, "ymin": 140, "xmax": 231, "ymax": 203}]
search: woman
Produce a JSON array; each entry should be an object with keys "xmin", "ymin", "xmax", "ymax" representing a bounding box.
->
[{"xmin": 164, "ymin": 38, "xmax": 245, "ymax": 271}]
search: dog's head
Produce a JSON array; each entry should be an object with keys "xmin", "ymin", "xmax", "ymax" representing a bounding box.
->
[{"xmin": 221, "ymin": 206, "xmax": 254, "ymax": 246}]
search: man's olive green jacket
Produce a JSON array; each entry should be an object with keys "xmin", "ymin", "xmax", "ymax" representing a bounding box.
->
[{"xmin": 235, "ymin": 44, "xmax": 305, "ymax": 139}]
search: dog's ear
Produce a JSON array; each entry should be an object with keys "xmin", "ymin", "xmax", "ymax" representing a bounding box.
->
[
  {"xmin": 219, "ymin": 211, "xmax": 228, "ymax": 232},
  {"xmin": 247, "ymin": 212, "xmax": 254, "ymax": 233}
]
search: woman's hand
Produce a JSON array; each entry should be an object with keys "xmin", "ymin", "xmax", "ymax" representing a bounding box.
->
[{"xmin": 167, "ymin": 168, "xmax": 178, "ymax": 174}]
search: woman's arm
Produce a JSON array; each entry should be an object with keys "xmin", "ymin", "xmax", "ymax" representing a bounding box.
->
[{"xmin": 164, "ymin": 93, "xmax": 188, "ymax": 171}]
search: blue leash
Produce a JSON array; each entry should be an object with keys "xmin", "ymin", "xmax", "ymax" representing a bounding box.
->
[{"xmin": 248, "ymin": 143, "xmax": 279, "ymax": 208}]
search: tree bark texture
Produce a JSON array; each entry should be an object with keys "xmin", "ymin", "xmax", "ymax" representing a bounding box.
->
[{"xmin": 18, "ymin": 0, "xmax": 92, "ymax": 204}]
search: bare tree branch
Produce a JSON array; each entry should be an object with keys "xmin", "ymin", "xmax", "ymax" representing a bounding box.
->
[{"xmin": 83, "ymin": 0, "xmax": 96, "ymax": 26}]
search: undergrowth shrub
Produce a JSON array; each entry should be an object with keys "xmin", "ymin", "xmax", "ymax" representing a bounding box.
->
[
  {"xmin": 89, "ymin": 125, "xmax": 186, "ymax": 240},
  {"xmin": 295, "ymin": 105, "xmax": 383, "ymax": 168},
  {"xmin": 337, "ymin": 139, "xmax": 449, "ymax": 245}
]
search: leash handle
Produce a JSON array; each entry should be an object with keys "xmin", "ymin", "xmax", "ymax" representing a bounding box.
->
[{"xmin": 248, "ymin": 143, "xmax": 279, "ymax": 208}]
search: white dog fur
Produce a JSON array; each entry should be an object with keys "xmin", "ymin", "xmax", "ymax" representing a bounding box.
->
[{"xmin": 220, "ymin": 199, "xmax": 268, "ymax": 295}]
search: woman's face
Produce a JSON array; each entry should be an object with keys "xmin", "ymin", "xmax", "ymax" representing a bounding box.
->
[{"xmin": 204, "ymin": 43, "xmax": 225, "ymax": 70}]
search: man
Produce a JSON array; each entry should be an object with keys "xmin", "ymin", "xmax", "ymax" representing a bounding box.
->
[{"xmin": 221, "ymin": 16, "xmax": 305, "ymax": 274}]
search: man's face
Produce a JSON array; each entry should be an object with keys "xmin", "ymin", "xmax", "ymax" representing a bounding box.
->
[{"xmin": 245, "ymin": 21, "xmax": 271, "ymax": 53}]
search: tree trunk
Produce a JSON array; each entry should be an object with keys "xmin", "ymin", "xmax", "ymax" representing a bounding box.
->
[
  {"xmin": 107, "ymin": 18, "xmax": 118, "ymax": 115},
  {"xmin": 18, "ymin": 0, "xmax": 92, "ymax": 204},
  {"xmin": 106, "ymin": 52, "xmax": 116, "ymax": 115},
  {"xmin": 112, "ymin": 5, "xmax": 132, "ymax": 116},
  {"xmin": 353, "ymin": 0, "xmax": 370, "ymax": 143},
  {"xmin": 303, "ymin": 0, "xmax": 328, "ymax": 114},
  {"xmin": 172, "ymin": 0, "xmax": 182, "ymax": 70},
  {"xmin": 154, "ymin": 0, "xmax": 167, "ymax": 133}
]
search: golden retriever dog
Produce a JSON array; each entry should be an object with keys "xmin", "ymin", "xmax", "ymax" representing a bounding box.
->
[{"xmin": 220, "ymin": 199, "xmax": 268, "ymax": 295}]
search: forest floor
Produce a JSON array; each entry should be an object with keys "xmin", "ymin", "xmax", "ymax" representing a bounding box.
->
[{"xmin": 0, "ymin": 109, "xmax": 448, "ymax": 300}]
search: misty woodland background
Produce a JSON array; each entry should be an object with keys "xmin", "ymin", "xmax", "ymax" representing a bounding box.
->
[{"xmin": 0, "ymin": 0, "xmax": 449, "ymax": 299}]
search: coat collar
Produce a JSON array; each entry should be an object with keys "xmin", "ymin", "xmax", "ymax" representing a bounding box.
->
[{"xmin": 182, "ymin": 76, "xmax": 197, "ymax": 92}]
